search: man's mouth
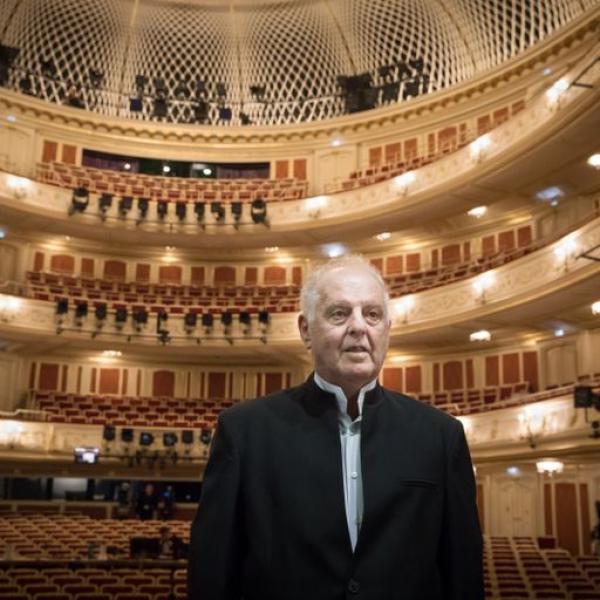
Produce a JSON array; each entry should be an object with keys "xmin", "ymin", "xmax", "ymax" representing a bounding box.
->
[{"xmin": 345, "ymin": 346, "xmax": 369, "ymax": 353}]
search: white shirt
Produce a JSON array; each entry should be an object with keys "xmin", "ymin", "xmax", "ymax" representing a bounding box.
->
[{"xmin": 313, "ymin": 372, "xmax": 377, "ymax": 552}]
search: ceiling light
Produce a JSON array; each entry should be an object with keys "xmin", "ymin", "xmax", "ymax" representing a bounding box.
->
[
  {"xmin": 203, "ymin": 167, "xmax": 212, "ymax": 176},
  {"xmin": 123, "ymin": 162, "xmax": 131, "ymax": 171},
  {"xmin": 264, "ymin": 246, "xmax": 279, "ymax": 253},
  {"xmin": 374, "ymin": 232, "xmax": 391, "ymax": 241},
  {"xmin": 162, "ymin": 165, "xmax": 171, "ymax": 174},
  {"xmin": 6, "ymin": 114, "xmax": 16, "ymax": 123},
  {"xmin": 331, "ymin": 138, "xmax": 342, "ymax": 147},
  {"xmin": 592, "ymin": 301, "xmax": 600, "ymax": 316},
  {"xmin": 506, "ymin": 466, "xmax": 522, "ymax": 477},
  {"xmin": 102, "ymin": 350, "xmax": 122, "ymax": 358},
  {"xmin": 542, "ymin": 67, "xmax": 552, "ymax": 76},
  {"xmin": 554, "ymin": 328, "xmax": 565, "ymax": 337},
  {"xmin": 536, "ymin": 459, "xmax": 564, "ymax": 475},
  {"xmin": 165, "ymin": 246, "xmax": 175, "ymax": 252},
  {"xmin": 470, "ymin": 330, "xmax": 491, "ymax": 342},
  {"xmin": 323, "ymin": 243, "xmax": 346, "ymax": 258},
  {"xmin": 467, "ymin": 206, "xmax": 487, "ymax": 218},
  {"xmin": 536, "ymin": 186, "xmax": 564, "ymax": 202},
  {"xmin": 587, "ymin": 154, "xmax": 600, "ymax": 169}
]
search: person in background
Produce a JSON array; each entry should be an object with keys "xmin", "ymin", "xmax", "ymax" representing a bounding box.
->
[{"xmin": 136, "ymin": 482, "xmax": 157, "ymax": 520}]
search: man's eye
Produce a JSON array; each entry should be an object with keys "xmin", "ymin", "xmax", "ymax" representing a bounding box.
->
[
  {"xmin": 330, "ymin": 310, "xmax": 347, "ymax": 320},
  {"xmin": 366, "ymin": 310, "xmax": 382, "ymax": 322}
]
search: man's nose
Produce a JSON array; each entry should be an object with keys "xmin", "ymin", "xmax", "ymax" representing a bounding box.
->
[{"xmin": 347, "ymin": 308, "xmax": 367, "ymax": 333}]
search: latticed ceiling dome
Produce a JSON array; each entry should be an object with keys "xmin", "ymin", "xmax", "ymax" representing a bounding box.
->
[{"xmin": 1, "ymin": 0, "xmax": 595, "ymax": 125}]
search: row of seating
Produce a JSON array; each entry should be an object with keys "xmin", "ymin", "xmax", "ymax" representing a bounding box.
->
[
  {"xmin": 33, "ymin": 393, "xmax": 235, "ymax": 428},
  {"xmin": 37, "ymin": 162, "xmax": 309, "ymax": 203},
  {"xmin": 482, "ymin": 536, "xmax": 600, "ymax": 599}
]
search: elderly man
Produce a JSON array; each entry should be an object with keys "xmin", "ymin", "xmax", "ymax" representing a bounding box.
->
[{"xmin": 188, "ymin": 256, "xmax": 483, "ymax": 600}]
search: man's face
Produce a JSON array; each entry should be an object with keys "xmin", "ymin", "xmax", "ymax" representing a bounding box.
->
[{"xmin": 298, "ymin": 267, "xmax": 391, "ymax": 393}]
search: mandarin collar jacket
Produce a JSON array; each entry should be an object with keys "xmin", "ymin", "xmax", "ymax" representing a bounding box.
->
[{"xmin": 188, "ymin": 376, "xmax": 484, "ymax": 600}]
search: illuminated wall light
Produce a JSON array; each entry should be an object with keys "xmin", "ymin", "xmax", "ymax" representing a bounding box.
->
[
  {"xmin": 506, "ymin": 466, "xmax": 522, "ymax": 477},
  {"xmin": 542, "ymin": 67, "xmax": 552, "ymax": 76},
  {"xmin": 536, "ymin": 186, "xmax": 564, "ymax": 202},
  {"xmin": 331, "ymin": 138, "xmax": 342, "ymax": 147},
  {"xmin": 394, "ymin": 296, "xmax": 414, "ymax": 323},
  {"xmin": 536, "ymin": 459, "xmax": 564, "ymax": 475},
  {"xmin": 6, "ymin": 115, "xmax": 16, "ymax": 123},
  {"xmin": 592, "ymin": 301, "xmax": 600, "ymax": 316},
  {"xmin": 389, "ymin": 355, "xmax": 407, "ymax": 364},
  {"xmin": 472, "ymin": 272, "xmax": 495, "ymax": 303},
  {"xmin": 102, "ymin": 350, "xmax": 122, "ymax": 358},
  {"xmin": 546, "ymin": 78, "xmax": 569, "ymax": 104},
  {"xmin": 469, "ymin": 134, "xmax": 491, "ymax": 161},
  {"xmin": 587, "ymin": 154, "xmax": 600, "ymax": 169},
  {"xmin": 305, "ymin": 195, "xmax": 328, "ymax": 218},
  {"xmin": 203, "ymin": 167, "xmax": 212, "ymax": 176},
  {"xmin": 322, "ymin": 243, "xmax": 346, "ymax": 258},
  {"xmin": 7, "ymin": 175, "xmax": 30, "ymax": 198},
  {"xmin": 467, "ymin": 206, "xmax": 487, "ymax": 218},
  {"xmin": 554, "ymin": 328, "xmax": 565, "ymax": 337},
  {"xmin": 374, "ymin": 232, "xmax": 391, "ymax": 241},
  {"xmin": 123, "ymin": 162, "xmax": 131, "ymax": 171},
  {"xmin": 162, "ymin": 165, "xmax": 171, "ymax": 174},
  {"xmin": 264, "ymin": 246, "xmax": 279, "ymax": 253},
  {"xmin": 469, "ymin": 330, "xmax": 491, "ymax": 342},
  {"xmin": 393, "ymin": 171, "xmax": 416, "ymax": 194}
]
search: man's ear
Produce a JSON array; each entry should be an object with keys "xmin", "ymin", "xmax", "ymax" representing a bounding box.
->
[{"xmin": 298, "ymin": 314, "xmax": 311, "ymax": 350}]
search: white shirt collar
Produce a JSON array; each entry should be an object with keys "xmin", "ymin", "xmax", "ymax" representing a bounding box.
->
[{"xmin": 313, "ymin": 372, "xmax": 377, "ymax": 418}]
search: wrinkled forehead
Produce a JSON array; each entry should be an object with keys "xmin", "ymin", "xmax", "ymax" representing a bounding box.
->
[{"xmin": 315, "ymin": 266, "xmax": 387, "ymax": 307}]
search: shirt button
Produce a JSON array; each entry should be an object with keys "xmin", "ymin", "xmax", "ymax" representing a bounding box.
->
[
  {"xmin": 351, "ymin": 471, "xmax": 358, "ymax": 479},
  {"xmin": 347, "ymin": 579, "xmax": 360, "ymax": 594}
]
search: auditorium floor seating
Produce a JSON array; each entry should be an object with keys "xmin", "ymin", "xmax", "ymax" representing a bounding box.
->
[
  {"xmin": 36, "ymin": 162, "xmax": 309, "ymax": 203},
  {"xmin": 0, "ymin": 516, "xmax": 598, "ymax": 600}
]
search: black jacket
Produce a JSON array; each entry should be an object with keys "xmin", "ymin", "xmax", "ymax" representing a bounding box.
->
[{"xmin": 188, "ymin": 377, "xmax": 483, "ymax": 600}]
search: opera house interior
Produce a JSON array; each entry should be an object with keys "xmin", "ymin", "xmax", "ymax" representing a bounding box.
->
[{"xmin": 0, "ymin": 0, "xmax": 599, "ymax": 598}]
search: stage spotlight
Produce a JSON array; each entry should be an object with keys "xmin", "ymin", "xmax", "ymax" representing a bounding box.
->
[
  {"xmin": 157, "ymin": 200, "xmax": 168, "ymax": 219},
  {"xmin": 200, "ymin": 429, "xmax": 212, "ymax": 445},
  {"xmin": 194, "ymin": 100, "xmax": 209, "ymax": 123},
  {"xmin": 175, "ymin": 202, "xmax": 187, "ymax": 221},
  {"xmin": 88, "ymin": 68, "xmax": 104, "ymax": 89},
  {"xmin": 182, "ymin": 430, "xmax": 194, "ymax": 444},
  {"xmin": 218, "ymin": 106, "xmax": 232, "ymax": 122},
  {"xmin": 239, "ymin": 311, "xmax": 251, "ymax": 334},
  {"xmin": 138, "ymin": 197, "xmax": 149, "ymax": 220},
  {"xmin": 403, "ymin": 79, "xmax": 421, "ymax": 100},
  {"xmin": 157, "ymin": 311, "xmax": 169, "ymax": 344},
  {"xmin": 95, "ymin": 303, "xmax": 107, "ymax": 321},
  {"xmin": 258, "ymin": 310, "xmax": 270, "ymax": 326},
  {"xmin": 118, "ymin": 196, "xmax": 133, "ymax": 216},
  {"xmin": 19, "ymin": 77, "xmax": 32, "ymax": 94},
  {"xmin": 409, "ymin": 57, "xmax": 425, "ymax": 72},
  {"xmin": 70, "ymin": 187, "xmax": 89, "ymax": 215},
  {"xmin": 216, "ymin": 82, "xmax": 226, "ymax": 97},
  {"xmin": 99, "ymin": 193, "xmax": 113, "ymax": 218},
  {"xmin": 231, "ymin": 202, "xmax": 242, "ymax": 222},
  {"xmin": 75, "ymin": 302, "xmax": 88, "ymax": 325},
  {"xmin": 174, "ymin": 80, "xmax": 189, "ymax": 99},
  {"xmin": 211, "ymin": 201, "xmax": 225, "ymax": 222},
  {"xmin": 194, "ymin": 201, "xmax": 205, "ymax": 223},
  {"xmin": 184, "ymin": 312, "xmax": 197, "ymax": 333},
  {"xmin": 133, "ymin": 309, "xmax": 148, "ymax": 331},
  {"xmin": 201, "ymin": 312, "xmax": 214, "ymax": 332},
  {"xmin": 163, "ymin": 432, "xmax": 178, "ymax": 447},
  {"xmin": 378, "ymin": 65, "xmax": 394, "ymax": 79},
  {"xmin": 115, "ymin": 306, "xmax": 128, "ymax": 329},
  {"xmin": 139, "ymin": 431, "xmax": 154, "ymax": 446},
  {"xmin": 398, "ymin": 62, "xmax": 411, "ymax": 79},
  {"xmin": 251, "ymin": 198, "xmax": 267, "ymax": 224},
  {"xmin": 153, "ymin": 77, "xmax": 167, "ymax": 94},
  {"xmin": 40, "ymin": 58, "xmax": 57, "ymax": 79},
  {"xmin": 382, "ymin": 81, "xmax": 400, "ymax": 103},
  {"xmin": 130, "ymin": 96, "xmax": 143, "ymax": 112},
  {"xmin": 574, "ymin": 386, "xmax": 600, "ymax": 410},
  {"xmin": 221, "ymin": 312, "xmax": 233, "ymax": 327},
  {"xmin": 240, "ymin": 112, "xmax": 252, "ymax": 125},
  {"xmin": 56, "ymin": 298, "xmax": 68, "ymax": 315},
  {"xmin": 135, "ymin": 74, "xmax": 148, "ymax": 90},
  {"xmin": 121, "ymin": 427, "xmax": 134, "ymax": 443},
  {"xmin": 195, "ymin": 79, "xmax": 206, "ymax": 96},
  {"xmin": 153, "ymin": 97, "xmax": 168, "ymax": 118},
  {"xmin": 250, "ymin": 85, "xmax": 266, "ymax": 100},
  {"xmin": 103, "ymin": 424, "xmax": 116, "ymax": 442}
]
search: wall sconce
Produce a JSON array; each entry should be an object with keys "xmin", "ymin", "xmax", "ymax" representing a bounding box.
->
[
  {"xmin": 545, "ymin": 78, "xmax": 569, "ymax": 107},
  {"xmin": 469, "ymin": 329, "xmax": 491, "ymax": 342},
  {"xmin": 472, "ymin": 272, "xmax": 495, "ymax": 304},
  {"xmin": 469, "ymin": 134, "xmax": 491, "ymax": 162},
  {"xmin": 305, "ymin": 195, "xmax": 328, "ymax": 218},
  {"xmin": 393, "ymin": 171, "xmax": 416, "ymax": 195},
  {"xmin": 536, "ymin": 458, "xmax": 564, "ymax": 476},
  {"xmin": 518, "ymin": 408, "xmax": 547, "ymax": 448},
  {"xmin": 591, "ymin": 300, "xmax": 600, "ymax": 316},
  {"xmin": 394, "ymin": 295, "xmax": 414, "ymax": 324},
  {"xmin": 7, "ymin": 175, "xmax": 31, "ymax": 199},
  {"xmin": 553, "ymin": 235, "xmax": 578, "ymax": 272},
  {"xmin": 0, "ymin": 294, "xmax": 21, "ymax": 323}
]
